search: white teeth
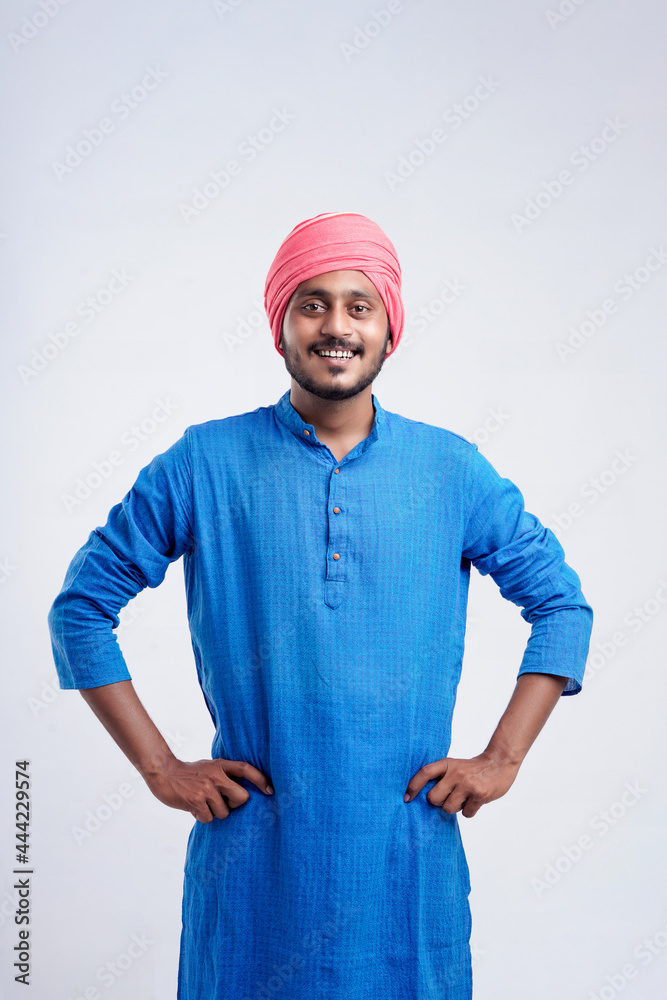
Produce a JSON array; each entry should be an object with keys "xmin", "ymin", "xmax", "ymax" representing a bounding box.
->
[{"xmin": 316, "ymin": 350, "xmax": 355, "ymax": 358}]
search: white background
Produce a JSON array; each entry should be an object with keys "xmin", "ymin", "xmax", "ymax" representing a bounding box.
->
[{"xmin": 1, "ymin": 1, "xmax": 666, "ymax": 997}]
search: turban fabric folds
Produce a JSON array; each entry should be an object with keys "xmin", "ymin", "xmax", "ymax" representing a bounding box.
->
[{"xmin": 263, "ymin": 212, "xmax": 404, "ymax": 358}]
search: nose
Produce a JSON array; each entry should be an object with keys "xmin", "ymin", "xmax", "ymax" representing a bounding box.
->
[{"xmin": 319, "ymin": 301, "xmax": 355, "ymax": 339}]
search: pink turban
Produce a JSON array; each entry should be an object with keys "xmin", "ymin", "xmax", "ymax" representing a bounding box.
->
[{"xmin": 264, "ymin": 212, "xmax": 404, "ymax": 358}]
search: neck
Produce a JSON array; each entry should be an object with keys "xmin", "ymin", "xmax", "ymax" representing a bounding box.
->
[{"xmin": 288, "ymin": 382, "xmax": 376, "ymax": 442}]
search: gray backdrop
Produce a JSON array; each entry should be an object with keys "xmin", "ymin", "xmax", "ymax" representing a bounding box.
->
[{"xmin": 2, "ymin": 1, "xmax": 665, "ymax": 997}]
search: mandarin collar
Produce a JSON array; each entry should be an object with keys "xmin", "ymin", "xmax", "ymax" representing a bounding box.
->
[{"xmin": 273, "ymin": 389, "xmax": 386, "ymax": 459}]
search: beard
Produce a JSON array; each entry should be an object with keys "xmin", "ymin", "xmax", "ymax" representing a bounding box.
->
[{"xmin": 280, "ymin": 325, "xmax": 392, "ymax": 402}]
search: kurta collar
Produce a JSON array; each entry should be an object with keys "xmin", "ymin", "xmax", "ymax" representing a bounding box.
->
[{"xmin": 273, "ymin": 388, "xmax": 386, "ymax": 461}]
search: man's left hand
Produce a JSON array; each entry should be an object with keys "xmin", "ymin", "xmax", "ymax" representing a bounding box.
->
[{"xmin": 403, "ymin": 752, "xmax": 521, "ymax": 818}]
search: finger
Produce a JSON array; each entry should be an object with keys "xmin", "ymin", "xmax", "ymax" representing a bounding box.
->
[
  {"xmin": 190, "ymin": 801, "xmax": 215, "ymax": 824},
  {"xmin": 404, "ymin": 759, "xmax": 448, "ymax": 801},
  {"xmin": 216, "ymin": 775, "xmax": 251, "ymax": 809},
  {"xmin": 425, "ymin": 775, "xmax": 458, "ymax": 808},
  {"xmin": 224, "ymin": 787, "xmax": 249, "ymax": 810},
  {"xmin": 206, "ymin": 793, "xmax": 231, "ymax": 821},
  {"xmin": 439, "ymin": 789, "xmax": 472, "ymax": 814},
  {"xmin": 441, "ymin": 787, "xmax": 485, "ymax": 815},
  {"xmin": 426, "ymin": 790, "xmax": 447, "ymax": 808},
  {"xmin": 222, "ymin": 759, "xmax": 275, "ymax": 796}
]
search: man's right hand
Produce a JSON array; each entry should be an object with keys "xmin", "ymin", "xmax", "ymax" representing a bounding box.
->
[
  {"xmin": 143, "ymin": 757, "xmax": 274, "ymax": 823},
  {"xmin": 78, "ymin": 680, "xmax": 273, "ymax": 824}
]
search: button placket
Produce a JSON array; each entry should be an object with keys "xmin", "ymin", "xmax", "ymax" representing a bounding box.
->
[{"xmin": 324, "ymin": 464, "xmax": 347, "ymax": 609}]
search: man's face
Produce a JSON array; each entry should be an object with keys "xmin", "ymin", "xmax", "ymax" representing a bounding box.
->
[{"xmin": 279, "ymin": 269, "xmax": 392, "ymax": 402}]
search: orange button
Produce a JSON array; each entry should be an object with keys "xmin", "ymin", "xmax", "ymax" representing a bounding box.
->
[
  {"xmin": 334, "ymin": 468, "xmax": 340, "ymax": 474},
  {"xmin": 333, "ymin": 507, "xmax": 340, "ymax": 514},
  {"xmin": 304, "ymin": 429, "xmax": 310, "ymax": 436},
  {"xmin": 333, "ymin": 553, "xmax": 340, "ymax": 560}
]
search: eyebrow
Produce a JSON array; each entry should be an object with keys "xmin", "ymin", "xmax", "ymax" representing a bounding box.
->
[{"xmin": 294, "ymin": 287, "xmax": 381, "ymax": 303}]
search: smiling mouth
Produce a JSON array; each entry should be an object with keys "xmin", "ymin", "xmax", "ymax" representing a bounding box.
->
[{"xmin": 313, "ymin": 349, "xmax": 358, "ymax": 361}]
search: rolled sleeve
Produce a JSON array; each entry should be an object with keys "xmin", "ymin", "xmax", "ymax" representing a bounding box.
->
[
  {"xmin": 48, "ymin": 428, "xmax": 194, "ymax": 690},
  {"xmin": 462, "ymin": 444, "xmax": 593, "ymax": 695}
]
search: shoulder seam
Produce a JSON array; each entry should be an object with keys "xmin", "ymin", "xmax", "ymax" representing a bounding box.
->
[{"xmin": 386, "ymin": 410, "xmax": 479, "ymax": 449}]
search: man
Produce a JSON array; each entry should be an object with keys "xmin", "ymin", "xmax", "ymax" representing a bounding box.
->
[{"xmin": 48, "ymin": 212, "xmax": 593, "ymax": 999}]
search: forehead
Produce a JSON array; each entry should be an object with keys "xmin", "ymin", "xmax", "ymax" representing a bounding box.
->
[{"xmin": 292, "ymin": 269, "xmax": 382, "ymax": 301}]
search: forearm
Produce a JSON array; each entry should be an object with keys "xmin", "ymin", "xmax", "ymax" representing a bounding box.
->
[
  {"xmin": 79, "ymin": 679, "xmax": 177, "ymax": 778},
  {"xmin": 404, "ymin": 671, "xmax": 571, "ymax": 814},
  {"xmin": 483, "ymin": 672, "xmax": 569, "ymax": 768},
  {"xmin": 79, "ymin": 679, "xmax": 273, "ymax": 821}
]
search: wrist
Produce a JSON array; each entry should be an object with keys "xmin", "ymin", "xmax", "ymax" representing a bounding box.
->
[
  {"xmin": 136, "ymin": 743, "xmax": 179, "ymax": 780},
  {"xmin": 481, "ymin": 744, "xmax": 525, "ymax": 769}
]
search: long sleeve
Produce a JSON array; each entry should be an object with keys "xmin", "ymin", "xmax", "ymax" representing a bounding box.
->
[
  {"xmin": 48, "ymin": 428, "xmax": 194, "ymax": 690},
  {"xmin": 461, "ymin": 443, "xmax": 593, "ymax": 695}
]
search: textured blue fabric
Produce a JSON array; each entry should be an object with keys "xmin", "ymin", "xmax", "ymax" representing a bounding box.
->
[{"xmin": 48, "ymin": 389, "xmax": 593, "ymax": 999}]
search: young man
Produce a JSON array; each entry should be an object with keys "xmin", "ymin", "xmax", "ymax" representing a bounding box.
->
[{"xmin": 48, "ymin": 212, "xmax": 593, "ymax": 999}]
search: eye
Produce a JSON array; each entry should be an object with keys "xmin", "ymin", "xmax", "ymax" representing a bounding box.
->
[
  {"xmin": 352, "ymin": 304, "xmax": 369, "ymax": 313},
  {"xmin": 303, "ymin": 302, "xmax": 323, "ymax": 312}
]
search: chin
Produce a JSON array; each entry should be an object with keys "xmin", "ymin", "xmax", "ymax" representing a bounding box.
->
[{"xmin": 298, "ymin": 377, "xmax": 368, "ymax": 402}]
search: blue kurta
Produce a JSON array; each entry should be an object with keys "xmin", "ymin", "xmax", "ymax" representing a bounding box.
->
[{"xmin": 48, "ymin": 389, "xmax": 593, "ymax": 999}]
